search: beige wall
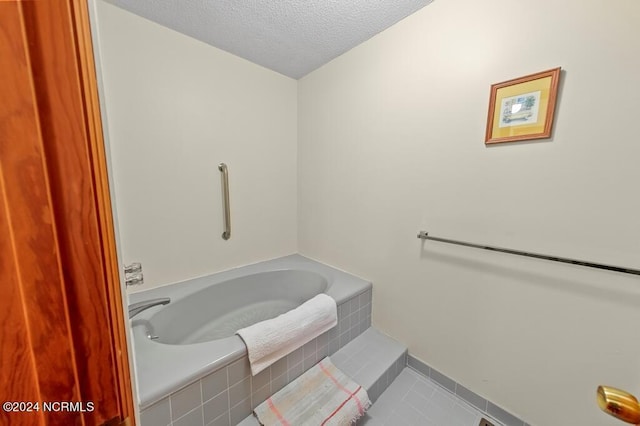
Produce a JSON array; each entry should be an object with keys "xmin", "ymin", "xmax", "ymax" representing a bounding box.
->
[
  {"xmin": 95, "ymin": 2, "xmax": 298, "ymax": 291},
  {"xmin": 298, "ymin": 0, "xmax": 640, "ymax": 425},
  {"xmin": 96, "ymin": 0, "xmax": 640, "ymax": 422}
]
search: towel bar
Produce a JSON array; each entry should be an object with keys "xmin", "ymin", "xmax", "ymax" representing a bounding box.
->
[{"xmin": 417, "ymin": 231, "xmax": 640, "ymax": 276}]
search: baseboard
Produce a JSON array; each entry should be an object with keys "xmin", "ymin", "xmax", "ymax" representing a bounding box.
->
[{"xmin": 406, "ymin": 355, "xmax": 529, "ymax": 426}]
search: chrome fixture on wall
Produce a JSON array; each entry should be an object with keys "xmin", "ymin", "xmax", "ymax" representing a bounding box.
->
[
  {"xmin": 219, "ymin": 162, "xmax": 231, "ymax": 240},
  {"xmin": 417, "ymin": 231, "xmax": 640, "ymax": 276},
  {"xmin": 128, "ymin": 297, "xmax": 170, "ymax": 319},
  {"xmin": 124, "ymin": 262, "xmax": 144, "ymax": 286}
]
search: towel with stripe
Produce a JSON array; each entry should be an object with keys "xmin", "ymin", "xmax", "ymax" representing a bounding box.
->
[{"xmin": 253, "ymin": 357, "xmax": 371, "ymax": 426}]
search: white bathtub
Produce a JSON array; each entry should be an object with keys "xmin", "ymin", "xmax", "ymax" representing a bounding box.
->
[{"xmin": 130, "ymin": 255, "xmax": 371, "ymax": 408}]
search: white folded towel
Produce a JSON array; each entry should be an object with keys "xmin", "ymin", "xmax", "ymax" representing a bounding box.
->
[{"xmin": 236, "ymin": 294, "xmax": 337, "ymax": 376}]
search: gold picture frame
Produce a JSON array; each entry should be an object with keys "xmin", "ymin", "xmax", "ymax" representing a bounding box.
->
[{"xmin": 485, "ymin": 67, "xmax": 561, "ymax": 144}]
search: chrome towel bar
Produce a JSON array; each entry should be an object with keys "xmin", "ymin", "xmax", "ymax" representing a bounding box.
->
[
  {"xmin": 219, "ymin": 163, "xmax": 231, "ymax": 240},
  {"xmin": 417, "ymin": 231, "xmax": 640, "ymax": 276}
]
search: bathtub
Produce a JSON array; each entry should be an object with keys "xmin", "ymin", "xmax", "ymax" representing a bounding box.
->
[
  {"xmin": 147, "ymin": 270, "xmax": 328, "ymax": 344},
  {"xmin": 129, "ymin": 254, "xmax": 371, "ymax": 409}
]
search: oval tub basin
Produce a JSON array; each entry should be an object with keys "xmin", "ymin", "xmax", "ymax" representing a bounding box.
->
[{"xmin": 147, "ymin": 270, "xmax": 327, "ymax": 344}]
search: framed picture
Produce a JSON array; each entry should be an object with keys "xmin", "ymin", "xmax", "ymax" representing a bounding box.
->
[{"xmin": 485, "ymin": 67, "xmax": 561, "ymax": 144}]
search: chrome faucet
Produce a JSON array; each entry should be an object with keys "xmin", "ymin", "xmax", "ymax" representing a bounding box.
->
[{"xmin": 128, "ymin": 298, "xmax": 170, "ymax": 318}]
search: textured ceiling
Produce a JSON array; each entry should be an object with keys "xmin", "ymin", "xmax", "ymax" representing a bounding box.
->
[{"xmin": 104, "ymin": 0, "xmax": 434, "ymax": 79}]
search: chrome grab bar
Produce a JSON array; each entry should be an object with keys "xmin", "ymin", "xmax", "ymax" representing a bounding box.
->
[
  {"xmin": 219, "ymin": 163, "xmax": 231, "ymax": 240},
  {"xmin": 417, "ymin": 230, "xmax": 640, "ymax": 276}
]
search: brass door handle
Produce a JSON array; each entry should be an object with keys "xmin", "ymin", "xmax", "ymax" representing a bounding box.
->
[{"xmin": 598, "ymin": 386, "xmax": 640, "ymax": 424}]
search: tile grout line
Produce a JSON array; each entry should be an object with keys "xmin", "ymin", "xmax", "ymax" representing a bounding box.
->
[
  {"xmin": 406, "ymin": 355, "xmax": 525, "ymax": 426},
  {"xmin": 398, "ymin": 367, "xmax": 495, "ymax": 426},
  {"xmin": 226, "ymin": 366, "xmax": 232, "ymax": 426},
  {"xmin": 200, "ymin": 381, "xmax": 204, "ymax": 426},
  {"xmin": 406, "ymin": 365, "xmax": 482, "ymax": 410}
]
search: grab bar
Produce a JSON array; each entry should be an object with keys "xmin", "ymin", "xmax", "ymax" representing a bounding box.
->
[
  {"xmin": 219, "ymin": 163, "xmax": 231, "ymax": 240},
  {"xmin": 417, "ymin": 231, "xmax": 640, "ymax": 276}
]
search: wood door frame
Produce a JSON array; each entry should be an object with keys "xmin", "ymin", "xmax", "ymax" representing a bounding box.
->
[
  {"xmin": 1, "ymin": 0, "xmax": 135, "ymax": 424},
  {"xmin": 1, "ymin": 3, "xmax": 83, "ymax": 424}
]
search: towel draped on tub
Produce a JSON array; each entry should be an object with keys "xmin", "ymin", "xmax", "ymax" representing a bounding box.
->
[{"xmin": 236, "ymin": 293, "xmax": 338, "ymax": 376}]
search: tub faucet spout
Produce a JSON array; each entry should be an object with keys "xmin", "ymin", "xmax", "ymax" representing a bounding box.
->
[{"xmin": 128, "ymin": 298, "xmax": 170, "ymax": 318}]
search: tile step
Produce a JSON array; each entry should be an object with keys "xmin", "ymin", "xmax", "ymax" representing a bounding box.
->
[{"xmin": 238, "ymin": 327, "xmax": 407, "ymax": 425}]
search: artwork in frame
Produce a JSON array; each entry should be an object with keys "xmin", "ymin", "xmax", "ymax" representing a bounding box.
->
[{"xmin": 485, "ymin": 67, "xmax": 561, "ymax": 144}]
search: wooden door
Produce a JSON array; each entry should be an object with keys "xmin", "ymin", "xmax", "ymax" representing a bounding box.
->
[{"xmin": 0, "ymin": 1, "xmax": 134, "ymax": 425}]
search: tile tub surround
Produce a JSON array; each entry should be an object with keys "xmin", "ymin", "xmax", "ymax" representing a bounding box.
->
[
  {"xmin": 138, "ymin": 289, "xmax": 372, "ymax": 425},
  {"xmin": 131, "ymin": 254, "xmax": 371, "ymax": 409},
  {"xmin": 407, "ymin": 355, "xmax": 529, "ymax": 426}
]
